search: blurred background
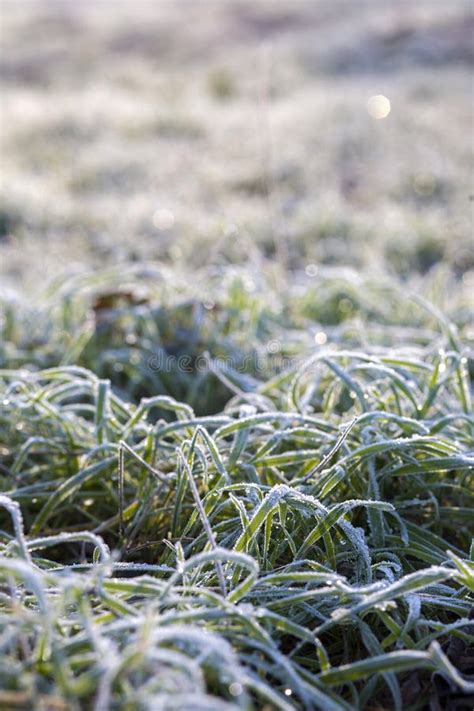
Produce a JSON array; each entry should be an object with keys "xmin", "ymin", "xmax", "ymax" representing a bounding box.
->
[{"xmin": 0, "ymin": 0, "xmax": 473, "ymax": 291}]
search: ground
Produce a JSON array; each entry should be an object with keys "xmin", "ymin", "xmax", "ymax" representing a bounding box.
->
[{"xmin": 0, "ymin": 2, "xmax": 473, "ymax": 711}]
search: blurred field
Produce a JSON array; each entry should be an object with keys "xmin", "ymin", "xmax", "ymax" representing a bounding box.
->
[{"xmin": 1, "ymin": 1, "xmax": 473, "ymax": 290}]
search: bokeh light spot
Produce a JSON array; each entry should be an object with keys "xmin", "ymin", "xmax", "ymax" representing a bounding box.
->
[
  {"xmin": 367, "ymin": 95, "xmax": 391, "ymax": 119},
  {"xmin": 229, "ymin": 683, "xmax": 242, "ymax": 697},
  {"xmin": 153, "ymin": 208, "xmax": 175, "ymax": 230}
]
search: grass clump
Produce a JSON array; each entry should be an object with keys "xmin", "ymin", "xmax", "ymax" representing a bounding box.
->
[{"xmin": 0, "ymin": 266, "xmax": 473, "ymax": 709}]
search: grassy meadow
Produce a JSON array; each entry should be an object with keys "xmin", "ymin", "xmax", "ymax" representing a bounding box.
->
[{"xmin": 0, "ymin": 2, "xmax": 473, "ymax": 710}]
